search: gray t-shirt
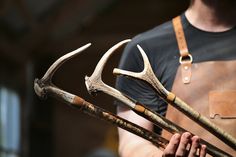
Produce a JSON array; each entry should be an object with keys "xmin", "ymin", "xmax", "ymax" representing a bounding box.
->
[{"xmin": 115, "ymin": 13, "xmax": 236, "ymax": 133}]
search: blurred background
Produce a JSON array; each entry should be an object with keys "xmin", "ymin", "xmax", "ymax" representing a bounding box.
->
[{"xmin": 0, "ymin": 0, "xmax": 188, "ymax": 157}]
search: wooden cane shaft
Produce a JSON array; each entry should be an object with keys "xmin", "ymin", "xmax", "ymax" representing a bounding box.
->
[
  {"xmin": 134, "ymin": 104, "xmax": 232, "ymax": 157},
  {"xmin": 72, "ymin": 96, "xmax": 168, "ymax": 148}
]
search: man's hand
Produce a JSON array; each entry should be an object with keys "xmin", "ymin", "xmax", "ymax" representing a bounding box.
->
[{"xmin": 162, "ymin": 132, "xmax": 206, "ymax": 157}]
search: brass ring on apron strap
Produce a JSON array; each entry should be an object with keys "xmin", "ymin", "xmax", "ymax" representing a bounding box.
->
[{"xmin": 179, "ymin": 54, "xmax": 193, "ymax": 64}]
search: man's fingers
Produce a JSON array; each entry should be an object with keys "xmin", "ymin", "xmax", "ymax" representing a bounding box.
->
[
  {"xmin": 162, "ymin": 132, "xmax": 207, "ymax": 157},
  {"xmin": 199, "ymin": 145, "xmax": 206, "ymax": 157},
  {"xmin": 163, "ymin": 133, "xmax": 181, "ymax": 156},
  {"xmin": 175, "ymin": 132, "xmax": 192, "ymax": 156},
  {"xmin": 188, "ymin": 136, "xmax": 200, "ymax": 157}
]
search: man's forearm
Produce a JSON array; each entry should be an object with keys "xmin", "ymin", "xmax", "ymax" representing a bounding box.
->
[{"xmin": 118, "ymin": 133, "xmax": 163, "ymax": 157}]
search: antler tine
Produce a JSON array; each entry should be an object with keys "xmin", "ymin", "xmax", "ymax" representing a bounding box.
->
[
  {"xmin": 136, "ymin": 44, "xmax": 151, "ymax": 72},
  {"xmin": 93, "ymin": 39, "xmax": 130, "ymax": 78},
  {"xmin": 34, "ymin": 43, "xmax": 91, "ymax": 98},
  {"xmin": 113, "ymin": 45, "xmax": 147, "ymax": 80},
  {"xmin": 41, "ymin": 43, "xmax": 92, "ymax": 83},
  {"xmin": 85, "ymin": 39, "xmax": 131, "ymax": 94}
]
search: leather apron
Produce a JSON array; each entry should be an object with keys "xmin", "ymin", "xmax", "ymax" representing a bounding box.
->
[{"xmin": 162, "ymin": 16, "xmax": 236, "ymax": 156}]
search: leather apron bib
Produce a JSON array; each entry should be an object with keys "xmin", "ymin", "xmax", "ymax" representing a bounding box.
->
[{"xmin": 162, "ymin": 16, "xmax": 236, "ymax": 156}]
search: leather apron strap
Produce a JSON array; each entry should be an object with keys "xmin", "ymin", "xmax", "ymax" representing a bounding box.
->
[{"xmin": 172, "ymin": 16, "xmax": 193, "ymax": 84}]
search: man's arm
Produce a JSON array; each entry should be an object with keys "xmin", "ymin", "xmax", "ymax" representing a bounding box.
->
[
  {"xmin": 117, "ymin": 105, "xmax": 163, "ymax": 157},
  {"xmin": 117, "ymin": 105, "xmax": 207, "ymax": 157}
]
